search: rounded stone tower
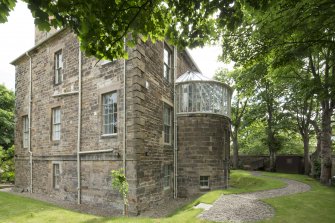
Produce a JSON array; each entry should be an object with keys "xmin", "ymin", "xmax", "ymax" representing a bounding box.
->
[{"xmin": 175, "ymin": 71, "xmax": 232, "ymax": 197}]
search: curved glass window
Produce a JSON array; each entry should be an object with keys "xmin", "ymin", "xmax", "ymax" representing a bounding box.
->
[{"xmin": 176, "ymin": 81, "xmax": 231, "ymax": 117}]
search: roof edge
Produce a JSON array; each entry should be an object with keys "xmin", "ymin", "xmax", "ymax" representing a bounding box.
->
[
  {"xmin": 184, "ymin": 48, "xmax": 202, "ymax": 74},
  {"xmin": 10, "ymin": 28, "xmax": 67, "ymax": 65}
]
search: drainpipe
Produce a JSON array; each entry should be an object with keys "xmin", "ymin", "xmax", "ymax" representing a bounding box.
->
[
  {"xmin": 123, "ymin": 38, "xmax": 126, "ymax": 173},
  {"xmin": 123, "ymin": 38, "xmax": 127, "ymax": 215},
  {"xmin": 77, "ymin": 49, "xmax": 82, "ymax": 204},
  {"xmin": 26, "ymin": 52, "xmax": 33, "ymax": 193},
  {"xmin": 173, "ymin": 47, "xmax": 178, "ymax": 198}
]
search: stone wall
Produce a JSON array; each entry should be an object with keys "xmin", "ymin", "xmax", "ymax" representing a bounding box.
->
[
  {"xmin": 14, "ymin": 29, "xmax": 127, "ymax": 213},
  {"xmin": 127, "ymin": 40, "xmax": 196, "ymax": 213},
  {"xmin": 35, "ymin": 26, "xmax": 59, "ymax": 44},
  {"xmin": 177, "ymin": 114, "xmax": 230, "ymax": 197},
  {"xmin": 236, "ymin": 155, "xmax": 270, "ymax": 170},
  {"xmin": 14, "ymin": 28, "xmax": 199, "ymax": 215},
  {"xmin": 237, "ymin": 155, "xmax": 305, "ymax": 174}
]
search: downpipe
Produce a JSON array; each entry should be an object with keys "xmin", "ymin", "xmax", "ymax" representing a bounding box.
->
[{"xmin": 26, "ymin": 52, "xmax": 33, "ymax": 193}]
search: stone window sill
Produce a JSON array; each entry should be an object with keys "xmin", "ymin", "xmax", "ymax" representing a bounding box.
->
[
  {"xmin": 200, "ymin": 187, "xmax": 210, "ymax": 191},
  {"xmin": 101, "ymin": 134, "xmax": 117, "ymax": 139},
  {"xmin": 52, "ymin": 140, "xmax": 60, "ymax": 146}
]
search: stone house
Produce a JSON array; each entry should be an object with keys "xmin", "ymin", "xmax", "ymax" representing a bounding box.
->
[{"xmin": 12, "ymin": 27, "xmax": 232, "ymax": 214}]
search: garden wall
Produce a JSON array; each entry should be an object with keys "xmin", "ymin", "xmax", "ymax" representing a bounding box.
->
[{"xmin": 236, "ymin": 155, "xmax": 304, "ymax": 174}]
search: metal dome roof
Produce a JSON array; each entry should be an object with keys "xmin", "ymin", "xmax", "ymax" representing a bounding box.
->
[
  {"xmin": 176, "ymin": 70, "xmax": 233, "ymax": 93},
  {"xmin": 176, "ymin": 71, "xmax": 212, "ymax": 83}
]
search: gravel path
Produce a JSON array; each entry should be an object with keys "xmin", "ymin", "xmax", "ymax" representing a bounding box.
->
[{"xmin": 198, "ymin": 172, "xmax": 311, "ymax": 222}]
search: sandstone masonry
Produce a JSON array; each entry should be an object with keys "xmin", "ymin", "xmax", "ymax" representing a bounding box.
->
[{"xmin": 13, "ymin": 28, "xmax": 231, "ymax": 215}]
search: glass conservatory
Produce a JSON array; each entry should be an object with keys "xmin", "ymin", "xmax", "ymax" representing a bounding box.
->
[{"xmin": 175, "ymin": 71, "xmax": 232, "ymax": 118}]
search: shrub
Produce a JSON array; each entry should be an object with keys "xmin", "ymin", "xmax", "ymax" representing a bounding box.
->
[
  {"xmin": 0, "ymin": 145, "xmax": 15, "ymax": 183},
  {"xmin": 311, "ymin": 158, "xmax": 321, "ymax": 179},
  {"xmin": 111, "ymin": 168, "xmax": 128, "ymax": 215}
]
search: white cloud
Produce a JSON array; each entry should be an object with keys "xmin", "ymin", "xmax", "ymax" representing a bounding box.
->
[
  {"xmin": 0, "ymin": 1, "xmax": 34, "ymax": 90},
  {"xmin": 188, "ymin": 46, "xmax": 234, "ymax": 78}
]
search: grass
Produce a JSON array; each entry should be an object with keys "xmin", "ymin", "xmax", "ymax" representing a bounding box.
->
[
  {"xmin": 1, "ymin": 170, "xmax": 333, "ymax": 223},
  {"xmin": 165, "ymin": 170, "xmax": 286, "ymax": 217},
  {"xmin": 258, "ymin": 172, "xmax": 335, "ymax": 223}
]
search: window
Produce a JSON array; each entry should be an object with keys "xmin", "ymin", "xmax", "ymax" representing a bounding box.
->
[
  {"xmin": 22, "ymin": 116, "xmax": 29, "ymax": 148},
  {"xmin": 163, "ymin": 165, "xmax": 172, "ymax": 189},
  {"xmin": 53, "ymin": 163, "xmax": 60, "ymax": 189},
  {"xmin": 102, "ymin": 92, "xmax": 117, "ymax": 135},
  {"xmin": 200, "ymin": 176, "xmax": 209, "ymax": 188},
  {"xmin": 163, "ymin": 45, "xmax": 172, "ymax": 82},
  {"xmin": 52, "ymin": 107, "xmax": 61, "ymax": 141},
  {"xmin": 163, "ymin": 104, "xmax": 172, "ymax": 144},
  {"xmin": 54, "ymin": 50, "xmax": 63, "ymax": 84}
]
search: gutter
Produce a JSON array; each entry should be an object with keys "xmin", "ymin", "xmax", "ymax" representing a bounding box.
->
[
  {"xmin": 79, "ymin": 149, "xmax": 113, "ymax": 155},
  {"xmin": 26, "ymin": 52, "xmax": 33, "ymax": 193},
  {"xmin": 52, "ymin": 91, "xmax": 79, "ymax": 97}
]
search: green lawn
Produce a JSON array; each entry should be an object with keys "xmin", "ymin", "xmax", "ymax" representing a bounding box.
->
[
  {"xmin": 0, "ymin": 170, "xmax": 333, "ymax": 223},
  {"xmin": 258, "ymin": 172, "xmax": 335, "ymax": 223}
]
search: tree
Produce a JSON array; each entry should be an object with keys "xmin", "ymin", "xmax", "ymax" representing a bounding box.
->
[
  {"xmin": 0, "ymin": 84, "xmax": 15, "ymax": 150},
  {"xmin": 0, "ymin": 0, "xmax": 242, "ymax": 60},
  {"xmin": 242, "ymin": 62, "xmax": 288, "ymax": 171},
  {"xmin": 282, "ymin": 70, "xmax": 316, "ymax": 175},
  {"xmin": 0, "ymin": 145, "xmax": 15, "ymax": 183},
  {"xmin": 220, "ymin": 0, "xmax": 335, "ymax": 184},
  {"xmin": 215, "ymin": 68, "xmax": 251, "ymax": 169}
]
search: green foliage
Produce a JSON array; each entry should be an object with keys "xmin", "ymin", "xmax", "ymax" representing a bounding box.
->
[
  {"xmin": 311, "ymin": 158, "xmax": 321, "ymax": 179},
  {"xmin": 239, "ymin": 120, "xmax": 268, "ymax": 155},
  {"xmin": 1, "ymin": 0, "xmax": 239, "ymax": 61},
  {"xmin": 0, "ymin": 0, "xmax": 16, "ymax": 23},
  {"xmin": 0, "ymin": 84, "xmax": 15, "ymax": 149},
  {"xmin": 220, "ymin": 0, "xmax": 334, "ymax": 181},
  {"xmin": 111, "ymin": 168, "xmax": 129, "ymax": 207},
  {"xmin": 0, "ymin": 145, "xmax": 15, "ymax": 183}
]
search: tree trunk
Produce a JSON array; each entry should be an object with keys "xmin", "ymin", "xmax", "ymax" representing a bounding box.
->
[
  {"xmin": 320, "ymin": 108, "xmax": 332, "ymax": 184},
  {"xmin": 232, "ymin": 132, "xmax": 239, "ymax": 169},
  {"xmin": 269, "ymin": 149, "xmax": 276, "ymax": 172},
  {"xmin": 303, "ymin": 136, "xmax": 311, "ymax": 175},
  {"xmin": 310, "ymin": 121, "xmax": 321, "ymax": 178}
]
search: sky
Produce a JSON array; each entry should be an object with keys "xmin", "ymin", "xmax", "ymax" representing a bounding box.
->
[{"xmin": 0, "ymin": 1, "xmax": 232, "ymax": 91}]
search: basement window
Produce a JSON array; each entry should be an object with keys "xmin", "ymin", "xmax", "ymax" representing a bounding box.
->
[
  {"xmin": 200, "ymin": 176, "xmax": 209, "ymax": 189},
  {"xmin": 53, "ymin": 163, "xmax": 60, "ymax": 189},
  {"xmin": 163, "ymin": 164, "xmax": 172, "ymax": 189}
]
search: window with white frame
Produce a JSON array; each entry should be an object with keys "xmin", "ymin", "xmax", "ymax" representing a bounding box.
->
[
  {"xmin": 52, "ymin": 107, "xmax": 61, "ymax": 141},
  {"xmin": 200, "ymin": 176, "xmax": 209, "ymax": 188},
  {"xmin": 54, "ymin": 50, "xmax": 63, "ymax": 84},
  {"xmin": 163, "ymin": 103, "xmax": 172, "ymax": 144},
  {"xmin": 53, "ymin": 163, "xmax": 60, "ymax": 189},
  {"xmin": 23, "ymin": 115, "xmax": 29, "ymax": 148},
  {"xmin": 163, "ymin": 45, "xmax": 172, "ymax": 82},
  {"xmin": 163, "ymin": 164, "xmax": 172, "ymax": 189},
  {"xmin": 102, "ymin": 92, "xmax": 117, "ymax": 135}
]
